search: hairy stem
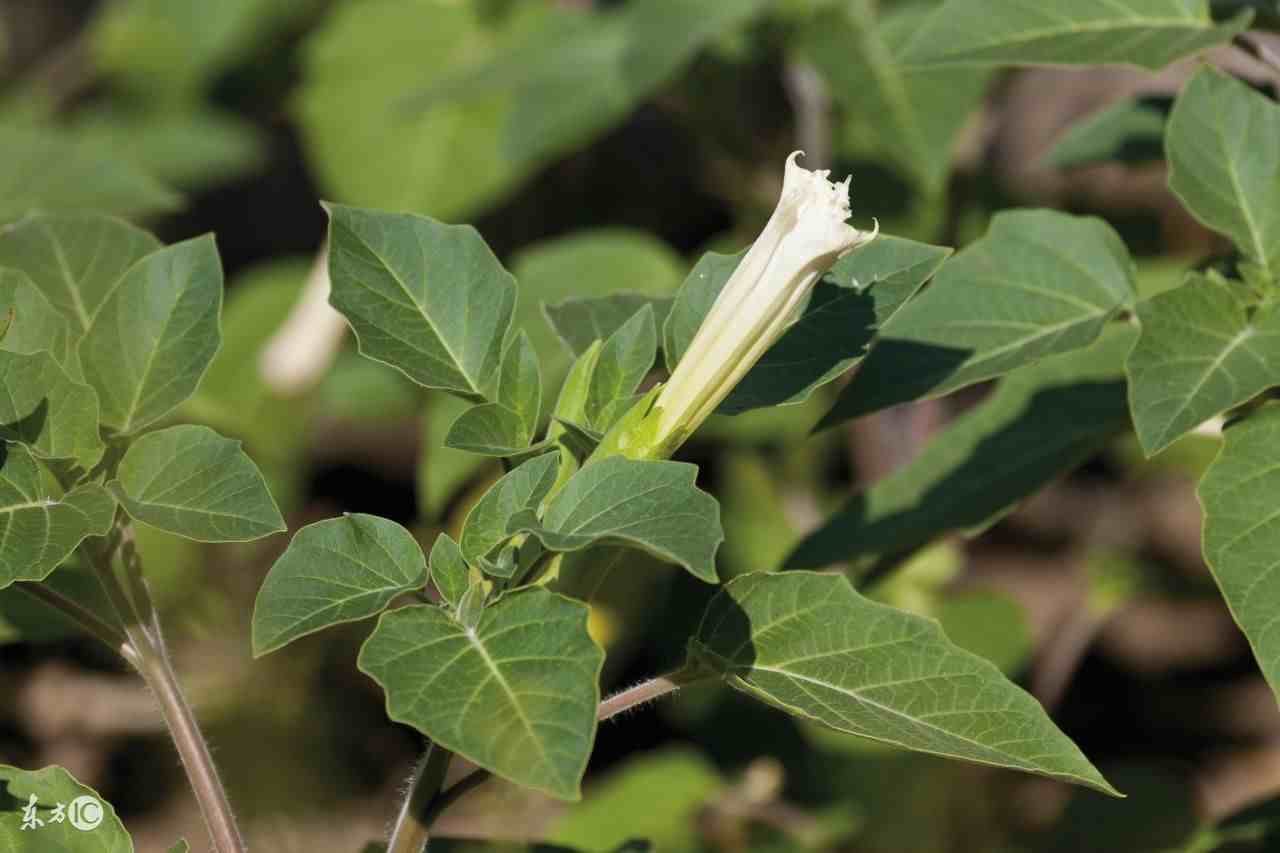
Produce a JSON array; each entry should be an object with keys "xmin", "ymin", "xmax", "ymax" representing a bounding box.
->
[
  {"xmin": 597, "ymin": 673, "xmax": 691, "ymax": 722},
  {"xmin": 87, "ymin": 527, "xmax": 247, "ymax": 853},
  {"xmin": 387, "ymin": 742, "xmax": 453, "ymax": 853},
  {"xmin": 138, "ymin": 644, "xmax": 245, "ymax": 853}
]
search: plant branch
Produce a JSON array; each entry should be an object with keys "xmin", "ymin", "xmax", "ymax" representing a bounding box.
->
[
  {"xmin": 390, "ymin": 667, "xmax": 709, "ymax": 846},
  {"xmin": 419, "ymin": 767, "xmax": 490, "ymax": 831},
  {"xmin": 1234, "ymin": 33, "xmax": 1280, "ymax": 76},
  {"xmin": 86, "ymin": 527, "xmax": 247, "ymax": 853},
  {"xmin": 11, "ymin": 582, "xmax": 136, "ymax": 664},
  {"xmin": 597, "ymin": 672, "xmax": 693, "ymax": 722},
  {"xmin": 783, "ymin": 60, "xmax": 831, "ymax": 169},
  {"xmin": 138, "ymin": 644, "xmax": 245, "ymax": 853},
  {"xmin": 387, "ymin": 742, "xmax": 453, "ymax": 853}
]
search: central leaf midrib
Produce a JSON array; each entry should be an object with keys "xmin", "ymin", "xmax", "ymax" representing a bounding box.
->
[
  {"xmin": 1150, "ymin": 325, "xmax": 1256, "ymax": 445},
  {"xmin": 755, "ymin": 664, "xmax": 1036, "ymax": 767},
  {"xmin": 0, "ymin": 499, "xmax": 53, "ymax": 515},
  {"xmin": 347, "ymin": 226, "xmax": 483, "ymax": 396},
  {"xmin": 465, "ymin": 620, "xmax": 563, "ymax": 789},
  {"xmin": 45, "ymin": 223, "xmax": 92, "ymax": 333},
  {"xmin": 117, "ymin": 263, "xmax": 197, "ymax": 433}
]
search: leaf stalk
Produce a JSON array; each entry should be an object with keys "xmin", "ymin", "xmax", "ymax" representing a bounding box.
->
[
  {"xmin": 85, "ymin": 524, "xmax": 247, "ymax": 853},
  {"xmin": 386, "ymin": 742, "xmax": 453, "ymax": 853}
]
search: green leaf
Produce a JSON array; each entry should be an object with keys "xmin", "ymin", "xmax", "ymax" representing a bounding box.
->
[
  {"xmin": 460, "ymin": 452, "xmax": 561, "ymax": 562},
  {"xmin": 0, "ymin": 212, "xmax": 161, "ymax": 340},
  {"xmin": 168, "ymin": 841, "xmax": 191, "ymax": 853},
  {"xmin": 325, "ymin": 204, "xmax": 515, "ymax": 400},
  {"xmin": 0, "ymin": 125, "xmax": 179, "ymax": 223},
  {"xmin": 455, "ymin": 578, "xmax": 487, "ymax": 630},
  {"xmin": 820, "ymin": 210, "xmax": 1136, "ymax": 428},
  {"xmin": 253, "ymin": 513, "xmax": 428, "ymax": 656},
  {"xmin": 0, "ymin": 560, "xmax": 118, "ymax": 646},
  {"xmin": 0, "ymin": 763, "xmax": 132, "ymax": 851},
  {"xmin": 110, "ymin": 425, "xmax": 284, "ymax": 542},
  {"xmin": 597, "ymin": 395, "xmax": 645, "ymax": 434},
  {"xmin": 182, "ymin": 257, "xmax": 312, "ymax": 515},
  {"xmin": 553, "ymin": 419, "xmax": 603, "ymax": 463},
  {"xmin": 0, "ymin": 270, "xmax": 72, "ymax": 365},
  {"xmin": 445, "ymin": 405, "xmax": 535, "ymax": 457},
  {"xmin": 68, "ymin": 107, "xmax": 267, "ymax": 192},
  {"xmin": 664, "ymin": 237, "xmax": 951, "ymax": 418},
  {"xmin": 499, "ymin": 331, "xmax": 542, "ymax": 438},
  {"xmin": 552, "ymin": 343, "xmax": 604, "ymax": 435},
  {"xmin": 898, "ymin": 0, "xmax": 1251, "ymax": 70},
  {"xmin": 359, "ymin": 588, "xmax": 603, "ymax": 799},
  {"xmin": 546, "ymin": 750, "xmax": 722, "ymax": 853},
  {"xmin": 474, "ymin": 535, "xmax": 530, "ymax": 581},
  {"xmin": 78, "ymin": 235, "xmax": 223, "ymax": 434},
  {"xmin": 446, "ymin": 329, "xmax": 548, "ymax": 457},
  {"xmin": 296, "ymin": 1, "xmax": 549, "ymax": 222},
  {"xmin": 828, "ymin": 233, "xmax": 953, "ymax": 320},
  {"xmin": 0, "ymin": 350, "xmax": 104, "ymax": 469},
  {"xmin": 1127, "ymin": 274, "xmax": 1280, "ymax": 455},
  {"xmin": 429, "ymin": 533, "xmax": 469, "ymax": 609},
  {"xmin": 791, "ymin": 326, "xmax": 1136, "ymax": 571},
  {"xmin": 690, "ymin": 571, "xmax": 1117, "ymax": 794},
  {"xmin": 91, "ymin": 0, "xmax": 318, "ymax": 100},
  {"xmin": 405, "ymin": 0, "xmax": 770, "ymax": 196},
  {"xmin": 1045, "ymin": 97, "xmax": 1169, "ymax": 169},
  {"xmin": 721, "ymin": 236, "xmax": 952, "ymax": 415},
  {"xmin": 544, "ymin": 293, "xmax": 674, "ymax": 358},
  {"xmin": 663, "ymin": 251, "xmax": 744, "ymax": 373},
  {"xmin": 508, "ymin": 456, "xmax": 721, "ymax": 583},
  {"xmin": 1166, "ymin": 67, "xmax": 1280, "ymax": 284},
  {"xmin": 0, "ymin": 443, "xmax": 115, "ymax": 589},
  {"xmin": 516, "ymin": 230, "xmax": 684, "ymax": 376},
  {"xmin": 802, "ymin": 2, "xmax": 990, "ymax": 196},
  {"xmin": 585, "ymin": 306, "xmax": 656, "ymax": 431},
  {"xmin": 1200, "ymin": 404, "xmax": 1280, "ymax": 703},
  {"xmin": 299, "ymin": 0, "xmax": 762, "ymax": 224}
]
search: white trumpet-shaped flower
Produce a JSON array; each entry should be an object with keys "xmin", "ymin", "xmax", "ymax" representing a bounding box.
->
[{"xmin": 592, "ymin": 152, "xmax": 877, "ymax": 461}]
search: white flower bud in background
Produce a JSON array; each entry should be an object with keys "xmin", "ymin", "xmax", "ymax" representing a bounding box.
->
[
  {"xmin": 652, "ymin": 151, "xmax": 877, "ymax": 446},
  {"xmin": 259, "ymin": 244, "xmax": 348, "ymax": 396}
]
